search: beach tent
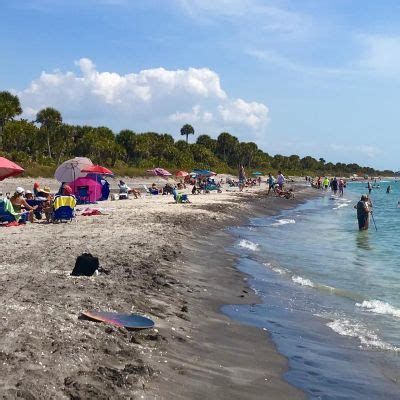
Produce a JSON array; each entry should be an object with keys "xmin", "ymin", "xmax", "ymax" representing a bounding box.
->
[
  {"xmin": 81, "ymin": 165, "xmax": 113, "ymax": 201},
  {"xmin": 0, "ymin": 157, "xmax": 24, "ymax": 181},
  {"xmin": 252, "ymin": 171, "xmax": 263, "ymax": 176},
  {"xmin": 69, "ymin": 176, "xmax": 102, "ymax": 202},
  {"xmin": 55, "ymin": 157, "xmax": 93, "ymax": 185}
]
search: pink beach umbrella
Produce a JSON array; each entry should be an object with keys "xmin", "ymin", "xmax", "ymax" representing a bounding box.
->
[
  {"xmin": 0, "ymin": 157, "xmax": 24, "ymax": 181},
  {"xmin": 147, "ymin": 168, "xmax": 172, "ymax": 178}
]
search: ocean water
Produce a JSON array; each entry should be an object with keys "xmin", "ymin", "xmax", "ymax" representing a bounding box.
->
[{"xmin": 224, "ymin": 181, "xmax": 400, "ymax": 399}]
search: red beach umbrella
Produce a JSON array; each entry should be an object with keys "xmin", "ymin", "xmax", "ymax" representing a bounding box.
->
[
  {"xmin": 81, "ymin": 165, "xmax": 113, "ymax": 175},
  {"xmin": 176, "ymin": 170, "xmax": 189, "ymax": 177},
  {"xmin": 0, "ymin": 157, "xmax": 24, "ymax": 181}
]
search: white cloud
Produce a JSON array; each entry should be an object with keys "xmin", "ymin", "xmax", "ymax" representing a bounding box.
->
[
  {"xmin": 177, "ymin": 0, "xmax": 311, "ymax": 39},
  {"xmin": 18, "ymin": 58, "xmax": 268, "ymax": 136},
  {"xmin": 219, "ymin": 99, "xmax": 268, "ymax": 129},
  {"xmin": 169, "ymin": 105, "xmax": 213, "ymax": 123},
  {"xmin": 356, "ymin": 34, "xmax": 400, "ymax": 76}
]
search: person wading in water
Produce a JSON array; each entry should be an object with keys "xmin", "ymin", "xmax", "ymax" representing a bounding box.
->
[{"xmin": 355, "ymin": 194, "xmax": 371, "ymax": 231}]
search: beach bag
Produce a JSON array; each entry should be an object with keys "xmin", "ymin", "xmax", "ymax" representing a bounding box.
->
[{"xmin": 71, "ymin": 253, "xmax": 99, "ymax": 276}]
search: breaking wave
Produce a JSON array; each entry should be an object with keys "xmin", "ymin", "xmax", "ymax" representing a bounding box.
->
[
  {"xmin": 356, "ymin": 300, "xmax": 400, "ymax": 318},
  {"xmin": 238, "ymin": 239, "xmax": 259, "ymax": 251}
]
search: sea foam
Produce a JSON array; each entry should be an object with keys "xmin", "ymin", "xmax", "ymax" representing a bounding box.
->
[
  {"xmin": 271, "ymin": 218, "xmax": 296, "ymax": 227},
  {"xmin": 326, "ymin": 318, "xmax": 399, "ymax": 352},
  {"xmin": 356, "ymin": 300, "xmax": 400, "ymax": 318},
  {"xmin": 238, "ymin": 239, "xmax": 259, "ymax": 251},
  {"xmin": 292, "ymin": 275, "xmax": 314, "ymax": 287}
]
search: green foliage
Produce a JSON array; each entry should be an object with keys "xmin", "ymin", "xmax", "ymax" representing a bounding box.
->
[{"xmin": 0, "ymin": 92, "xmax": 394, "ymax": 177}]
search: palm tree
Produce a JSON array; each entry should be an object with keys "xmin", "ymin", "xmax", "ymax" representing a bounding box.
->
[
  {"xmin": 0, "ymin": 91, "xmax": 22, "ymax": 147},
  {"xmin": 180, "ymin": 124, "xmax": 194, "ymax": 144},
  {"xmin": 36, "ymin": 107, "xmax": 62, "ymax": 159}
]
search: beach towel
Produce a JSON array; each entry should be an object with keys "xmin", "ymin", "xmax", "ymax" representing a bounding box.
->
[
  {"xmin": 53, "ymin": 195, "xmax": 77, "ymax": 210},
  {"xmin": 0, "ymin": 198, "xmax": 20, "ymax": 222}
]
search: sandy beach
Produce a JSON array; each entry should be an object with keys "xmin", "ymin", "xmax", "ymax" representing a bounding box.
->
[{"xmin": 0, "ymin": 177, "xmax": 313, "ymax": 399}]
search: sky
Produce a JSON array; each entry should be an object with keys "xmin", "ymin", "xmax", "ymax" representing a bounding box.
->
[{"xmin": 1, "ymin": 0, "xmax": 400, "ymax": 170}]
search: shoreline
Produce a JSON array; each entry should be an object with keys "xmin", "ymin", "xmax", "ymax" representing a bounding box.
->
[
  {"xmin": 147, "ymin": 185, "xmax": 318, "ymax": 399},
  {"xmin": 0, "ymin": 179, "xmax": 317, "ymax": 398}
]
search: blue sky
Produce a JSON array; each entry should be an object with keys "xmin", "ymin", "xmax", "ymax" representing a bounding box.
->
[{"xmin": 1, "ymin": 0, "xmax": 400, "ymax": 170}]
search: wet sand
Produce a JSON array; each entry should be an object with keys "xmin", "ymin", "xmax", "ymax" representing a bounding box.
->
[{"xmin": 0, "ymin": 178, "xmax": 314, "ymax": 399}]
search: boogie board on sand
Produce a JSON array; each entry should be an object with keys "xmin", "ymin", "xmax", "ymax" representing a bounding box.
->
[{"xmin": 81, "ymin": 311, "xmax": 155, "ymax": 330}]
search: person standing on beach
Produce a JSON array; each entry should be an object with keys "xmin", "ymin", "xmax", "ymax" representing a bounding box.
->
[
  {"xmin": 238, "ymin": 165, "xmax": 246, "ymax": 192},
  {"xmin": 355, "ymin": 195, "xmax": 371, "ymax": 230},
  {"xmin": 277, "ymin": 171, "xmax": 285, "ymax": 189},
  {"xmin": 267, "ymin": 173, "xmax": 275, "ymax": 195},
  {"xmin": 339, "ymin": 179, "xmax": 344, "ymax": 197},
  {"xmin": 331, "ymin": 177, "xmax": 338, "ymax": 195},
  {"xmin": 323, "ymin": 177, "xmax": 330, "ymax": 190}
]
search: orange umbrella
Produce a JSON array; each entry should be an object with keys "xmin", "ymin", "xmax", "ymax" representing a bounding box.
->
[{"xmin": 176, "ymin": 170, "xmax": 189, "ymax": 177}]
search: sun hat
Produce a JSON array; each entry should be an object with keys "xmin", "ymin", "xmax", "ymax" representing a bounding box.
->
[
  {"xmin": 25, "ymin": 190, "xmax": 32, "ymax": 195},
  {"xmin": 16, "ymin": 187, "xmax": 25, "ymax": 194},
  {"xmin": 41, "ymin": 186, "xmax": 51, "ymax": 194}
]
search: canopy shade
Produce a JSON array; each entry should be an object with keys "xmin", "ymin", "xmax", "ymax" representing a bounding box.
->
[
  {"xmin": 0, "ymin": 157, "xmax": 24, "ymax": 181},
  {"xmin": 252, "ymin": 171, "xmax": 263, "ymax": 176},
  {"xmin": 191, "ymin": 169, "xmax": 216, "ymax": 177},
  {"xmin": 55, "ymin": 157, "xmax": 93, "ymax": 183}
]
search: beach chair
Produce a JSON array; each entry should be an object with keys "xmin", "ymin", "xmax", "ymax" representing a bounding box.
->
[
  {"xmin": 53, "ymin": 195, "xmax": 77, "ymax": 222},
  {"xmin": 77, "ymin": 185, "xmax": 90, "ymax": 204},
  {"xmin": 118, "ymin": 183, "xmax": 129, "ymax": 200},
  {"xmin": 143, "ymin": 184, "xmax": 159, "ymax": 196},
  {"xmin": 172, "ymin": 189, "xmax": 190, "ymax": 204}
]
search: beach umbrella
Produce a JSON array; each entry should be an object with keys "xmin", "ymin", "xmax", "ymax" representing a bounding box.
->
[
  {"xmin": 81, "ymin": 165, "xmax": 113, "ymax": 201},
  {"xmin": 81, "ymin": 165, "xmax": 113, "ymax": 176},
  {"xmin": 147, "ymin": 168, "xmax": 172, "ymax": 177},
  {"xmin": 176, "ymin": 170, "xmax": 189, "ymax": 177},
  {"xmin": 0, "ymin": 157, "xmax": 24, "ymax": 181},
  {"xmin": 191, "ymin": 169, "xmax": 216, "ymax": 178},
  {"xmin": 252, "ymin": 171, "xmax": 263, "ymax": 176},
  {"xmin": 55, "ymin": 157, "xmax": 93, "ymax": 184}
]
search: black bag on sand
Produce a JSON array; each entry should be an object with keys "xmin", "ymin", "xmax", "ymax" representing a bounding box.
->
[{"xmin": 71, "ymin": 253, "xmax": 99, "ymax": 276}]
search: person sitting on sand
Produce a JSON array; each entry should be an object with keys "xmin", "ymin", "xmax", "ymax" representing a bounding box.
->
[
  {"xmin": 10, "ymin": 187, "xmax": 38, "ymax": 223},
  {"xmin": 119, "ymin": 180, "xmax": 141, "ymax": 199},
  {"xmin": 275, "ymin": 187, "xmax": 295, "ymax": 199},
  {"xmin": 149, "ymin": 183, "xmax": 162, "ymax": 195}
]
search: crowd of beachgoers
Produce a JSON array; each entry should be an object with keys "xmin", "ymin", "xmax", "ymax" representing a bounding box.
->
[{"xmin": 0, "ymin": 164, "xmax": 299, "ymax": 227}]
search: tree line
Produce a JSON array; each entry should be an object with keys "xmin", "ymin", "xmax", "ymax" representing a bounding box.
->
[{"xmin": 0, "ymin": 91, "xmax": 394, "ymax": 177}]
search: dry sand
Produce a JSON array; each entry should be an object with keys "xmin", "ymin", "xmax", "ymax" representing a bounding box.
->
[{"xmin": 0, "ymin": 177, "xmax": 312, "ymax": 399}]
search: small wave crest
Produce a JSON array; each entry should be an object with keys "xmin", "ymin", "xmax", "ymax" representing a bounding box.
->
[
  {"xmin": 333, "ymin": 203, "xmax": 350, "ymax": 210},
  {"xmin": 263, "ymin": 262, "xmax": 288, "ymax": 275},
  {"xmin": 238, "ymin": 239, "xmax": 259, "ymax": 251},
  {"xmin": 356, "ymin": 300, "xmax": 400, "ymax": 318},
  {"xmin": 271, "ymin": 218, "xmax": 296, "ymax": 227},
  {"xmin": 326, "ymin": 318, "xmax": 400, "ymax": 352},
  {"xmin": 292, "ymin": 275, "xmax": 314, "ymax": 287}
]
